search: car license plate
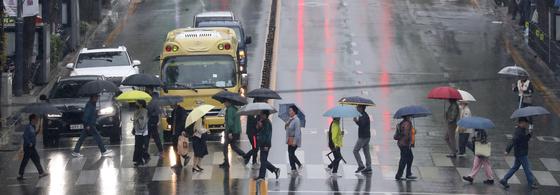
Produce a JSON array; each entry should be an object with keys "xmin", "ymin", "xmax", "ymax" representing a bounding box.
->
[{"xmin": 70, "ymin": 124, "xmax": 83, "ymax": 130}]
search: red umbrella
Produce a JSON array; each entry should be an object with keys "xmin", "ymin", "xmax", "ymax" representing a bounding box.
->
[{"xmin": 427, "ymin": 86, "xmax": 462, "ymax": 100}]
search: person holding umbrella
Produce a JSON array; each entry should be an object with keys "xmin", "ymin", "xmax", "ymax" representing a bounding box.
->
[
  {"xmin": 457, "ymin": 116, "xmax": 496, "ymax": 185},
  {"xmin": 169, "ymin": 104, "xmax": 190, "ymax": 168},
  {"xmin": 500, "ymin": 117, "xmax": 538, "ymax": 189},
  {"xmin": 146, "ymin": 92, "xmax": 164, "ymax": 157},
  {"xmin": 219, "ymin": 100, "xmax": 247, "ymax": 168},
  {"xmin": 445, "ymin": 99, "xmax": 460, "ymax": 158},
  {"xmin": 191, "ymin": 117, "xmax": 209, "ymax": 172},
  {"xmin": 512, "ymin": 75, "xmax": 534, "ymax": 108},
  {"xmin": 285, "ymin": 105, "xmax": 303, "ymax": 174},
  {"xmin": 326, "ymin": 117, "xmax": 343, "ymax": 177},
  {"xmin": 353, "ymin": 105, "xmax": 372, "ymax": 174},
  {"xmin": 256, "ymin": 110, "xmax": 280, "ymax": 180},
  {"xmin": 132, "ymin": 100, "xmax": 150, "ymax": 166},
  {"xmin": 457, "ymin": 101, "xmax": 473, "ymax": 156},
  {"xmin": 243, "ymin": 99, "xmax": 265, "ymax": 167},
  {"xmin": 72, "ymin": 94, "xmax": 113, "ymax": 157},
  {"xmin": 394, "ymin": 115, "xmax": 417, "ymax": 180},
  {"xmin": 17, "ymin": 114, "xmax": 49, "ymax": 180}
]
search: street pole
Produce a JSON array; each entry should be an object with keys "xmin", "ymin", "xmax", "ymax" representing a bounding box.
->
[{"xmin": 14, "ymin": 0, "xmax": 23, "ymax": 96}]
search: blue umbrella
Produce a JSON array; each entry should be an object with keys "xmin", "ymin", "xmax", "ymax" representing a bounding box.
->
[
  {"xmin": 458, "ymin": 116, "xmax": 495, "ymax": 129},
  {"xmin": 510, "ymin": 106, "xmax": 550, "ymax": 119},
  {"xmin": 279, "ymin": 103, "xmax": 306, "ymax": 127},
  {"xmin": 323, "ymin": 105, "xmax": 361, "ymax": 118},
  {"xmin": 393, "ymin": 105, "xmax": 432, "ymax": 119}
]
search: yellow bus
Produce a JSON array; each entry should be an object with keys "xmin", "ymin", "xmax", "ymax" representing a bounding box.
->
[{"xmin": 158, "ymin": 27, "xmax": 246, "ymax": 134}]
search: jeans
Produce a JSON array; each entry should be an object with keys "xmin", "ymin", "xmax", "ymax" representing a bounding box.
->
[
  {"xmin": 502, "ymin": 155, "xmax": 536, "ymax": 185},
  {"xmin": 328, "ymin": 148, "xmax": 342, "ymax": 173},
  {"xmin": 288, "ymin": 145, "xmax": 302, "ymax": 170},
  {"xmin": 395, "ymin": 146, "xmax": 414, "ymax": 178},
  {"xmin": 18, "ymin": 145, "xmax": 45, "ymax": 176},
  {"xmin": 469, "ymin": 156, "xmax": 494, "ymax": 180},
  {"xmin": 148, "ymin": 123, "xmax": 163, "ymax": 153},
  {"xmin": 458, "ymin": 133, "xmax": 470, "ymax": 154},
  {"xmin": 222, "ymin": 133, "xmax": 245, "ymax": 165},
  {"xmin": 445, "ymin": 124, "xmax": 457, "ymax": 154},
  {"xmin": 258, "ymin": 147, "xmax": 277, "ymax": 178},
  {"xmin": 73, "ymin": 125, "xmax": 107, "ymax": 153},
  {"xmin": 353, "ymin": 137, "xmax": 371, "ymax": 169},
  {"xmin": 133, "ymin": 135, "xmax": 149, "ymax": 164}
]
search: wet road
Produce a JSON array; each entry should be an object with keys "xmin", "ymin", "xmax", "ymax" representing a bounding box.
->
[{"xmin": 2, "ymin": 0, "xmax": 560, "ymax": 194}]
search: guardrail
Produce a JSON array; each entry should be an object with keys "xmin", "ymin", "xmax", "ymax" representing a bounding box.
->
[
  {"xmin": 528, "ymin": 22, "xmax": 560, "ymax": 74},
  {"xmin": 260, "ymin": 0, "xmax": 278, "ymax": 89}
]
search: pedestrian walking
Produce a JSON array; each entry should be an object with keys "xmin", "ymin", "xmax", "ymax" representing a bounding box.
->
[
  {"xmin": 445, "ymin": 99, "xmax": 460, "ymax": 158},
  {"xmin": 17, "ymin": 114, "xmax": 49, "ymax": 180},
  {"xmin": 72, "ymin": 95, "xmax": 113, "ymax": 157},
  {"xmin": 146, "ymin": 92, "xmax": 164, "ymax": 157},
  {"xmin": 285, "ymin": 105, "xmax": 303, "ymax": 174},
  {"xmin": 191, "ymin": 118, "xmax": 209, "ymax": 172},
  {"xmin": 457, "ymin": 101, "xmax": 473, "ymax": 156},
  {"xmin": 518, "ymin": 0, "xmax": 531, "ymax": 26},
  {"xmin": 219, "ymin": 100, "xmax": 247, "ymax": 168},
  {"xmin": 462, "ymin": 129, "xmax": 495, "ymax": 185},
  {"xmin": 500, "ymin": 117, "xmax": 539, "ymax": 189},
  {"xmin": 394, "ymin": 116, "xmax": 417, "ymax": 181},
  {"xmin": 513, "ymin": 75, "xmax": 534, "ymax": 129},
  {"xmin": 353, "ymin": 105, "xmax": 372, "ymax": 174},
  {"xmin": 169, "ymin": 104, "xmax": 190, "ymax": 168},
  {"xmin": 243, "ymin": 99, "xmax": 265, "ymax": 167},
  {"xmin": 256, "ymin": 110, "xmax": 280, "ymax": 181},
  {"xmin": 326, "ymin": 118, "xmax": 343, "ymax": 177},
  {"xmin": 132, "ymin": 100, "xmax": 150, "ymax": 166}
]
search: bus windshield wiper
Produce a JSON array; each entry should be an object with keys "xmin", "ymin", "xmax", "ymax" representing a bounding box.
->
[{"xmin": 175, "ymin": 83, "xmax": 198, "ymax": 93}]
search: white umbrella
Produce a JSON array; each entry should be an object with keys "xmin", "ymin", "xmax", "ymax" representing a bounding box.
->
[
  {"xmin": 458, "ymin": 90, "xmax": 476, "ymax": 102},
  {"xmin": 237, "ymin": 103, "xmax": 277, "ymax": 115},
  {"xmin": 498, "ymin": 65, "xmax": 529, "ymax": 77}
]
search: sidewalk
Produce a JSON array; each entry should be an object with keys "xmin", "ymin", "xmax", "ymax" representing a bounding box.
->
[{"xmin": 0, "ymin": 0, "xmax": 134, "ymax": 150}]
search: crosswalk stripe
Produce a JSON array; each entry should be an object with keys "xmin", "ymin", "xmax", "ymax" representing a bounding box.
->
[
  {"xmin": 532, "ymin": 171, "xmax": 559, "ymax": 186},
  {"xmin": 66, "ymin": 157, "xmax": 86, "ymax": 171},
  {"xmin": 213, "ymin": 152, "xmax": 223, "ymax": 165},
  {"xmin": 191, "ymin": 165, "xmax": 213, "ymax": 180},
  {"xmin": 76, "ymin": 170, "xmax": 99, "ymax": 185},
  {"xmin": 152, "ymin": 167, "xmax": 174, "ymax": 181},
  {"xmin": 494, "ymin": 169, "xmax": 521, "ymax": 184},
  {"xmin": 305, "ymin": 164, "xmax": 329, "ymax": 179},
  {"xmin": 230, "ymin": 164, "xmax": 252, "ymax": 179},
  {"xmin": 539, "ymin": 158, "xmax": 560, "ymax": 171}
]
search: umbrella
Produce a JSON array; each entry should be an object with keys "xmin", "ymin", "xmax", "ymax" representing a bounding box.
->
[
  {"xmin": 185, "ymin": 104, "xmax": 215, "ymax": 127},
  {"xmin": 78, "ymin": 80, "xmax": 120, "ymax": 96},
  {"xmin": 121, "ymin": 73, "xmax": 163, "ymax": 87},
  {"xmin": 458, "ymin": 90, "xmax": 476, "ymax": 102},
  {"xmin": 338, "ymin": 96, "xmax": 376, "ymax": 106},
  {"xmin": 510, "ymin": 106, "xmax": 550, "ymax": 118},
  {"xmin": 393, "ymin": 105, "xmax": 432, "ymax": 119},
  {"xmin": 21, "ymin": 103, "xmax": 61, "ymax": 115},
  {"xmin": 116, "ymin": 90, "xmax": 152, "ymax": 102},
  {"xmin": 457, "ymin": 116, "xmax": 495, "ymax": 129},
  {"xmin": 498, "ymin": 65, "xmax": 529, "ymax": 77},
  {"xmin": 152, "ymin": 96, "xmax": 183, "ymax": 106},
  {"xmin": 278, "ymin": 103, "xmax": 306, "ymax": 127},
  {"xmin": 323, "ymin": 105, "xmax": 361, "ymax": 118},
  {"xmin": 427, "ymin": 86, "xmax": 462, "ymax": 100},
  {"xmin": 246, "ymin": 88, "xmax": 282, "ymax": 100},
  {"xmin": 237, "ymin": 103, "xmax": 277, "ymax": 115},
  {"xmin": 212, "ymin": 91, "xmax": 247, "ymax": 106}
]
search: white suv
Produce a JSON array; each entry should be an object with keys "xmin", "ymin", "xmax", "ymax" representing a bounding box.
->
[{"xmin": 66, "ymin": 46, "xmax": 140, "ymax": 88}]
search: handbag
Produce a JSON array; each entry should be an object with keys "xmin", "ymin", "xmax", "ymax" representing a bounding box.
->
[
  {"xmin": 474, "ymin": 141, "xmax": 491, "ymax": 157},
  {"xmin": 177, "ymin": 135, "xmax": 189, "ymax": 156}
]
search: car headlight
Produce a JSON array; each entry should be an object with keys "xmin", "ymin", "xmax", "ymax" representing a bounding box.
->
[
  {"xmin": 99, "ymin": 106, "xmax": 116, "ymax": 115},
  {"xmin": 47, "ymin": 114, "xmax": 62, "ymax": 118},
  {"xmin": 238, "ymin": 50, "xmax": 246, "ymax": 59}
]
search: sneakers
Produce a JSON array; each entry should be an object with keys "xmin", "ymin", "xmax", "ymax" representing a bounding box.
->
[
  {"xmin": 530, "ymin": 183, "xmax": 539, "ymax": 189},
  {"xmin": 361, "ymin": 168, "xmax": 373, "ymax": 174},
  {"xmin": 16, "ymin": 175, "xmax": 25, "ymax": 181},
  {"xmin": 219, "ymin": 162, "xmax": 229, "ymax": 168},
  {"xmin": 457, "ymin": 153, "xmax": 466, "ymax": 157},
  {"xmin": 355, "ymin": 166, "xmax": 366, "ymax": 173},
  {"xmin": 499, "ymin": 179, "xmax": 510, "ymax": 188},
  {"xmin": 298, "ymin": 164, "xmax": 304, "ymax": 171},
  {"xmin": 243, "ymin": 157, "xmax": 250, "ymax": 165},
  {"xmin": 324, "ymin": 167, "xmax": 332, "ymax": 172},
  {"xmin": 462, "ymin": 176, "xmax": 474, "ymax": 184},
  {"xmin": 39, "ymin": 173, "xmax": 49, "ymax": 178},
  {"xmin": 331, "ymin": 172, "xmax": 342, "ymax": 178},
  {"xmin": 274, "ymin": 168, "xmax": 281, "ymax": 180},
  {"xmin": 72, "ymin": 152, "xmax": 84, "ymax": 158},
  {"xmin": 101, "ymin": 149, "xmax": 113, "ymax": 157},
  {"xmin": 483, "ymin": 179, "xmax": 494, "ymax": 185},
  {"xmin": 406, "ymin": 175, "xmax": 417, "ymax": 180},
  {"xmin": 395, "ymin": 177, "xmax": 406, "ymax": 181},
  {"xmin": 446, "ymin": 153, "xmax": 457, "ymax": 158}
]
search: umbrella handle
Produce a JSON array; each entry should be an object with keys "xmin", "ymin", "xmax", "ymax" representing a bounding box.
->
[{"xmin": 518, "ymin": 96, "xmax": 523, "ymax": 109}]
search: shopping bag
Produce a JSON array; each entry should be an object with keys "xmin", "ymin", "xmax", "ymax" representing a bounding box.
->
[
  {"xmin": 177, "ymin": 135, "xmax": 189, "ymax": 156},
  {"xmin": 475, "ymin": 142, "xmax": 491, "ymax": 157}
]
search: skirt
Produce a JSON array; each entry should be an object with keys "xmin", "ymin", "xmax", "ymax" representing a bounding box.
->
[{"xmin": 192, "ymin": 136, "xmax": 208, "ymax": 158}]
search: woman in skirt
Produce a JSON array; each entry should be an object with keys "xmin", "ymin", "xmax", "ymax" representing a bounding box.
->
[{"xmin": 191, "ymin": 117, "xmax": 209, "ymax": 172}]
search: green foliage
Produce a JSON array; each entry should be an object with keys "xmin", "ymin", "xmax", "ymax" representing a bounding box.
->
[{"xmin": 50, "ymin": 33, "xmax": 64, "ymax": 67}]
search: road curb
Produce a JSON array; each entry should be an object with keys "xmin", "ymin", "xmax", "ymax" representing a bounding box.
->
[{"xmin": 259, "ymin": 0, "xmax": 279, "ymax": 89}]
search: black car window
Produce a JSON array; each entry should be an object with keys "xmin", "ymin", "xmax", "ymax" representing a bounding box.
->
[{"xmin": 49, "ymin": 80, "xmax": 90, "ymax": 99}]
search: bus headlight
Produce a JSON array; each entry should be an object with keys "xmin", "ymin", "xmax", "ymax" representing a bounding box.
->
[{"xmin": 238, "ymin": 50, "xmax": 246, "ymax": 59}]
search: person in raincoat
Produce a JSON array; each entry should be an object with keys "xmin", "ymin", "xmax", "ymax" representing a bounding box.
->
[
  {"xmin": 462, "ymin": 129, "xmax": 495, "ymax": 185},
  {"xmin": 326, "ymin": 118, "xmax": 343, "ymax": 177},
  {"xmin": 256, "ymin": 110, "xmax": 280, "ymax": 180},
  {"xmin": 457, "ymin": 101, "xmax": 473, "ymax": 156},
  {"xmin": 191, "ymin": 117, "xmax": 209, "ymax": 172},
  {"xmin": 132, "ymin": 100, "xmax": 150, "ymax": 166},
  {"xmin": 285, "ymin": 105, "xmax": 303, "ymax": 174},
  {"xmin": 445, "ymin": 99, "xmax": 460, "ymax": 158},
  {"xmin": 394, "ymin": 116, "xmax": 417, "ymax": 181},
  {"xmin": 220, "ymin": 100, "xmax": 246, "ymax": 168}
]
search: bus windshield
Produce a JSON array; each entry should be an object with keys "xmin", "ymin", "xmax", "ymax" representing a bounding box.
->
[{"xmin": 162, "ymin": 55, "xmax": 236, "ymax": 89}]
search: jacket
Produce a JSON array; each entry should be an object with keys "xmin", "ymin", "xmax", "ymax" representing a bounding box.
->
[
  {"xmin": 506, "ymin": 127, "xmax": 531, "ymax": 157},
  {"xmin": 133, "ymin": 108, "xmax": 148, "ymax": 135},
  {"xmin": 168, "ymin": 106, "xmax": 187, "ymax": 136},
  {"xmin": 285, "ymin": 116, "xmax": 302, "ymax": 147},
  {"xmin": 147, "ymin": 101, "xmax": 161, "ymax": 125},
  {"xmin": 225, "ymin": 105, "xmax": 241, "ymax": 134},
  {"xmin": 445, "ymin": 102, "xmax": 459, "ymax": 124},
  {"xmin": 397, "ymin": 119, "xmax": 414, "ymax": 147},
  {"xmin": 193, "ymin": 119, "xmax": 209, "ymax": 138},
  {"xmin": 355, "ymin": 111, "xmax": 370, "ymax": 138},
  {"xmin": 23, "ymin": 124, "xmax": 37, "ymax": 146},
  {"xmin": 257, "ymin": 118, "xmax": 272, "ymax": 147},
  {"xmin": 82, "ymin": 101, "xmax": 97, "ymax": 127},
  {"xmin": 457, "ymin": 105, "xmax": 473, "ymax": 134},
  {"xmin": 328, "ymin": 120, "xmax": 343, "ymax": 149},
  {"xmin": 246, "ymin": 115, "xmax": 258, "ymax": 136}
]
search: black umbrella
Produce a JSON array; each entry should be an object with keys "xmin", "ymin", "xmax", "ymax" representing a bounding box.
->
[
  {"xmin": 152, "ymin": 96, "xmax": 183, "ymax": 106},
  {"xmin": 21, "ymin": 103, "xmax": 61, "ymax": 115},
  {"xmin": 510, "ymin": 106, "xmax": 550, "ymax": 118},
  {"xmin": 338, "ymin": 96, "xmax": 375, "ymax": 106},
  {"xmin": 393, "ymin": 105, "xmax": 432, "ymax": 119},
  {"xmin": 212, "ymin": 91, "xmax": 247, "ymax": 106},
  {"xmin": 246, "ymin": 88, "xmax": 282, "ymax": 100},
  {"xmin": 78, "ymin": 80, "xmax": 120, "ymax": 96},
  {"xmin": 122, "ymin": 73, "xmax": 163, "ymax": 87}
]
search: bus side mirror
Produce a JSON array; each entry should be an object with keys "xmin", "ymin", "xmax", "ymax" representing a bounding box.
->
[
  {"xmin": 245, "ymin": 36, "xmax": 252, "ymax": 44},
  {"xmin": 153, "ymin": 56, "xmax": 161, "ymax": 62}
]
